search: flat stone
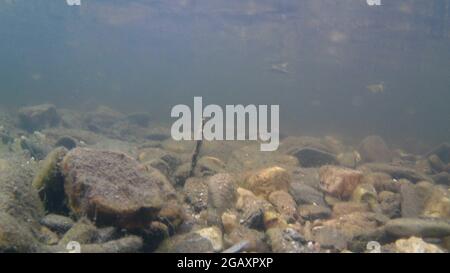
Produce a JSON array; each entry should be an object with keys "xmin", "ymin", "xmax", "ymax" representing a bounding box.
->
[
  {"xmin": 289, "ymin": 182, "xmax": 326, "ymax": 207},
  {"xmin": 40, "ymin": 214, "xmax": 74, "ymax": 234},
  {"xmin": 298, "ymin": 204, "xmax": 331, "ymax": 221},
  {"xmin": 359, "ymin": 163, "xmax": 431, "ymax": 183},
  {"xmin": 289, "ymin": 147, "xmax": 338, "ymax": 168},
  {"xmin": 385, "ymin": 218, "xmax": 450, "ymax": 238}
]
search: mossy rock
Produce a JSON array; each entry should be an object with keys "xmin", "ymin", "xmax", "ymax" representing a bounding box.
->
[
  {"xmin": 0, "ymin": 212, "xmax": 42, "ymax": 252},
  {"xmin": 32, "ymin": 147, "xmax": 68, "ymax": 214}
]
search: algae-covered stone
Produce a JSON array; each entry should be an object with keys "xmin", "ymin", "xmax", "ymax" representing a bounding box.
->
[
  {"xmin": 298, "ymin": 204, "xmax": 331, "ymax": 221},
  {"xmin": 207, "ymin": 173, "xmax": 237, "ymax": 226},
  {"xmin": 289, "ymin": 182, "xmax": 326, "ymax": 206},
  {"xmin": 311, "ymin": 225, "xmax": 348, "ymax": 250},
  {"xmin": 40, "ymin": 214, "xmax": 74, "ymax": 234},
  {"xmin": 0, "ymin": 211, "xmax": 42, "ymax": 252},
  {"xmin": 268, "ymin": 190, "xmax": 297, "ymax": 221},
  {"xmin": 32, "ymin": 147, "xmax": 68, "ymax": 213},
  {"xmin": 263, "ymin": 210, "xmax": 288, "ymax": 230},
  {"xmin": 59, "ymin": 219, "xmax": 99, "ymax": 246},
  {"xmin": 385, "ymin": 218, "xmax": 450, "ymax": 238},
  {"xmin": 184, "ymin": 177, "xmax": 208, "ymax": 212},
  {"xmin": 236, "ymin": 187, "xmax": 272, "ymax": 230},
  {"xmin": 395, "ymin": 237, "xmax": 444, "ymax": 253},
  {"xmin": 422, "ymin": 186, "xmax": 450, "ymax": 219},
  {"xmin": 62, "ymin": 148, "xmax": 166, "ymax": 229},
  {"xmin": 266, "ymin": 227, "xmax": 306, "ymax": 253},
  {"xmin": 194, "ymin": 156, "xmax": 226, "ymax": 177},
  {"xmin": 0, "ymin": 156, "xmax": 45, "ymax": 252},
  {"xmin": 378, "ymin": 191, "xmax": 401, "ymax": 218},
  {"xmin": 80, "ymin": 236, "xmax": 143, "ymax": 253},
  {"xmin": 319, "ymin": 166, "xmax": 363, "ymax": 199},
  {"xmin": 245, "ymin": 166, "xmax": 290, "ymax": 197},
  {"xmin": 195, "ymin": 226, "xmax": 224, "ymax": 252},
  {"xmin": 351, "ymin": 183, "xmax": 381, "ymax": 213},
  {"xmin": 359, "ymin": 163, "xmax": 431, "ymax": 183},
  {"xmin": 223, "ymin": 226, "xmax": 269, "ymax": 253},
  {"xmin": 157, "ymin": 231, "xmax": 215, "ymax": 253},
  {"xmin": 289, "ymin": 147, "xmax": 338, "ymax": 167}
]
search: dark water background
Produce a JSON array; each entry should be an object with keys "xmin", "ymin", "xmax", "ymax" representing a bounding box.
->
[{"xmin": 0, "ymin": 0, "xmax": 449, "ymax": 150}]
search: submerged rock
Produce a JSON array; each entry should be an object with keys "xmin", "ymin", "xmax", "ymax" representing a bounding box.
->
[
  {"xmin": 385, "ymin": 218, "xmax": 450, "ymax": 238},
  {"xmin": 331, "ymin": 202, "xmax": 370, "ymax": 217},
  {"xmin": 359, "ymin": 163, "xmax": 431, "ymax": 183},
  {"xmin": 183, "ymin": 178, "xmax": 208, "ymax": 212},
  {"xmin": 0, "ymin": 156, "xmax": 45, "ymax": 252},
  {"xmin": 207, "ymin": 173, "xmax": 237, "ymax": 226},
  {"xmin": 83, "ymin": 105, "xmax": 124, "ymax": 134},
  {"xmin": 298, "ymin": 204, "xmax": 331, "ymax": 221},
  {"xmin": 76, "ymin": 236, "xmax": 143, "ymax": 253},
  {"xmin": 422, "ymin": 186, "xmax": 450, "ymax": 219},
  {"xmin": 236, "ymin": 188, "xmax": 268, "ymax": 230},
  {"xmin": 59, "ymin": 219, "xmax": 99, "ymax": 246},
  {"xmin": 195, "ymin": 226, "xmax": 224, "ymax": 252},
  {"xmin": 266, "ymin": 227, "xmax": 307, "ymax": 253},
  {"xmin": 362, "ymin": 172, "xmax": 399, "ymax": 193},
  {"xmin": 40, "ymin": 214, "xmax": 74, "ymax": 234},
  {"xmin": 289, "ymin": 182, "xmax": 326, "ymax": 207},
  {"xmin": 319, "ymin": 166, "xmax": 363, "ymax": 199},
  {"xmin": 18, "ymin": 104, "xmax": 61, "ymax": 132},
  {"xmin": 268, "ymin": 190, "xmax": 297, "ymax": 221},
  {"xmin": 224, "ymin": 226, "xmax": 269, "ymax": 253},
  {"xmin": 62, "ymin": 148, "xmax": 169, "ymax": 229},
  {"xmin": 311, "ymin": 225, "xmax": 348, "ymax": 250},
  {"xmin": 194, "ymin": 156, "xmax": 226, "ymax": 177},
  {"xmin": 359, "ymin": 135, "xmax": 393, "ymax": 163},
  {"xmin": 289, "ymin": 147, "xmax": 338, "ymax": 168},
  {"xmin": 32, "ymin": 147, "xmax": 68, "ymax": 214},
  {"xmin": 337, "ymin": 151, "xmax": 361, "ymax": 168},
  {"xmin": 399, "ymin": 181, "xmax": 428, "ymax": 218},
  {"xmin": 394, "ymin": 236, "xmax": 444, "ymax": 253},
  {"xmin": 0, "ymin": 211, "xmax": 42, "ymax": 252},
  {"xmin": 157, "ymin": 231, "xmax": 216, "ymax": 253},
  {"xmin": 126, "ymin": 112, "xmax": 151, "ymax": 127},
  {"xmin": 431, "ymin": 172, "xmax": 450, "ymax": 186},
  {"xmin": 55, "ymin": 136, "xmax": 77, "ymax": 150},
  {"xmin": 425, "ymin": 143, "xmax": 450, "ymax": 164},
  {"xmin": 378, "ymin": 191, "xmax": 401, "ymax": 218},
  {"xmin": 245, "ymin": 166, "xmax": 290, "ymax": 197},
  {"xmin": 20, "ymin": 135, "xmax": 51, "ymax": 160}
]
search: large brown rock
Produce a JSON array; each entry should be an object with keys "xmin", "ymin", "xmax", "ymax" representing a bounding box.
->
[
  {"xmin": 319, "ymin": 166, "xmax": 363, "ymax": 199},
  {"xmin": 62, "ymin": 148, "xmax": 170, "ymax": 229}
]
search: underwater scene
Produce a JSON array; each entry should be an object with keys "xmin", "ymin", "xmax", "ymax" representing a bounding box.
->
[{"xmin": 0, "ymin": 0, "xmax": 450, "ymax": 254}]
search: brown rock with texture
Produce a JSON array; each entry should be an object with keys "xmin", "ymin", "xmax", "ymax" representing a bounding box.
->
[
  {"xmin": 268, "ymin": 191, "xmax": 297, "ymax": 220},
  {"xmin": 319, "ymin": 166, "xmax": 363, "ymax": 199},
  {"xmin": 245, "ymin": 166, "xmax": 290, "ymax": 197},
  {"xmin": 62, "ymin": 148, "xmax": 169, "ymax": 229}
]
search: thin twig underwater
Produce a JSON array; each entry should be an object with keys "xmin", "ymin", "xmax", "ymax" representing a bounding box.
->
[{"xmin": 189, "ymin": 117, "xmax": 207, "ymax": 178}]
